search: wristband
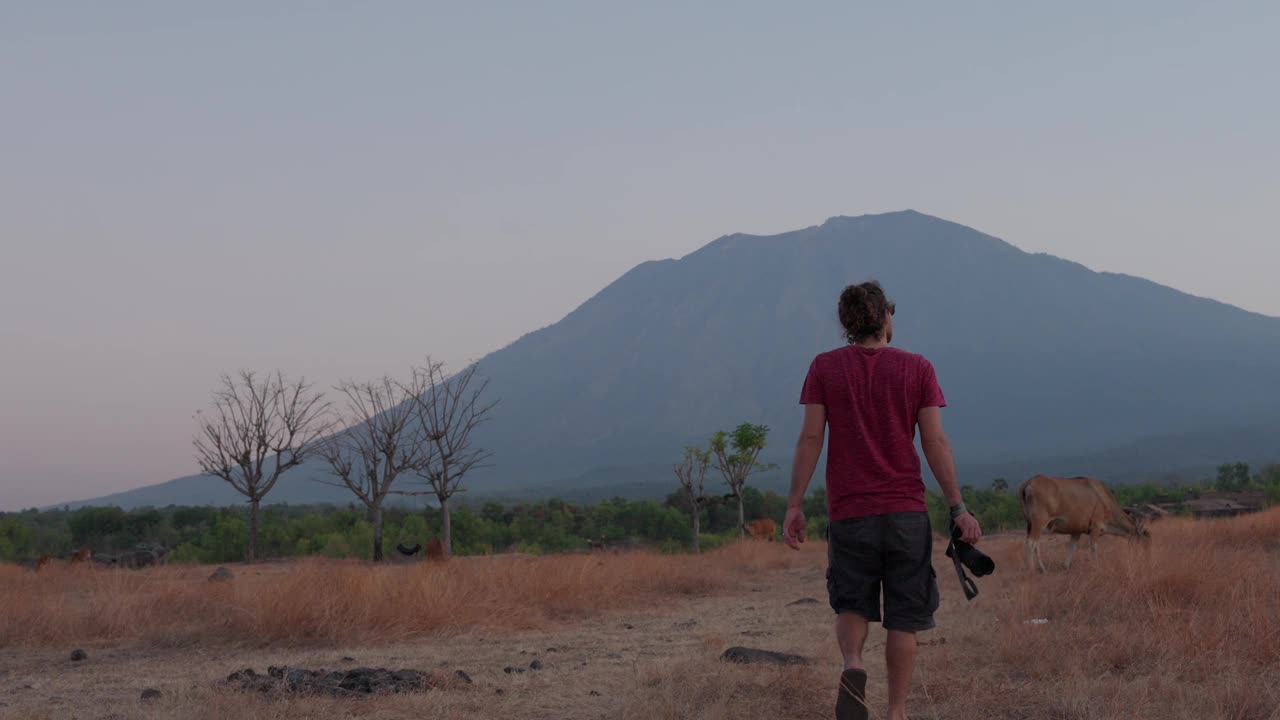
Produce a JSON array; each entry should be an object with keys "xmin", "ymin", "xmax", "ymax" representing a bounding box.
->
[{"xmin": 949, "ymin": 502, "xmax": 968, "ymax": 520}]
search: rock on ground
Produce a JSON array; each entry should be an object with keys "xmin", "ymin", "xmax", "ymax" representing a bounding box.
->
[
  {"xmin": 222, "ymin": 666, "xmax": 464, "ymax": 696},
  {"xmin": 720, "ymin": 647, "xmax": 811, "ymax": 666}
]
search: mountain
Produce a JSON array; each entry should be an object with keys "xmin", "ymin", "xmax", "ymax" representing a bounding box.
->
[{"xmin": 63, "ymin": 210, "xmax": 1280, "ymax": 509}]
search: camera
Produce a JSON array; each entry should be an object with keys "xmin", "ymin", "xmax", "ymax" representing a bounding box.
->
[
  {"xmin": 945, "ymin": 525, "xmax": 995, "ymax": 577},
  {"xmin": 945, "ymin": 525, "xmax": 995, "ymax": 601}
]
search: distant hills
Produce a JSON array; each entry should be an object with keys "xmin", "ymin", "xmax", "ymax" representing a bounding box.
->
[{"xmin": 63, "ymin": 210, "xmax": 1280, "ymax": 510}]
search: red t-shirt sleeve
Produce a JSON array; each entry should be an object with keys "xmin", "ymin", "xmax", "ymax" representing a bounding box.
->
[
  {"xmin": 799, "ymin": 358, "xmax": 824, "ymax": 405},
  {"xmin": 920, "ymin": 358, "xmax": 947, "ymax": 409}
]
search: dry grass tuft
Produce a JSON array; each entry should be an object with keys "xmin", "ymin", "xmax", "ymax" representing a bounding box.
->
[{"xmin": 0, "ymin": 540, "xmax": 802, "ymax": 649}]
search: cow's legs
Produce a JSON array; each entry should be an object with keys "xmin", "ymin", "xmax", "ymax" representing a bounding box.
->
[
  {"xmin": 1026, "ymin": 527, "xmax": 1048, "ymax": 574},
  {"xmin": 1064, "ymin": 534, "xmax": 1081, "ymax": 571}
]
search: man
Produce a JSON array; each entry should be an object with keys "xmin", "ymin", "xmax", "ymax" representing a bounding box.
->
[{"xmin": 782, "ymin": 280, "xmax": 981, "ymax": 720}]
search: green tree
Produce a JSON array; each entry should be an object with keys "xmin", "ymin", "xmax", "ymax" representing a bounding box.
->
[
  {"xmin": 1216, "ymin": 462, "xmax": 1251, "ymax": 492},
  {"xmin": 710, "ymin": 423, "xmax": 772, "ymax": 539},
  {"xmin": 991, "ymin": 478, "xmax": 1008, "ymax": 493},
  {"xmin": 68, "ymin": 506, "xmax": 127, "ymax": 548}
]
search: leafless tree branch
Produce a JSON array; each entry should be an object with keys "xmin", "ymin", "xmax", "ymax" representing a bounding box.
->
[
  {"xmin": 316, "ymin": 375, "xmax": 433, "ymax": 561},
  {"xmin": 192, "ymin": 370, "xmax": 334, "ymax": 562},
  {"xmin": 403, "ymin": 357, "xmax": 498, "ymax": 556}
]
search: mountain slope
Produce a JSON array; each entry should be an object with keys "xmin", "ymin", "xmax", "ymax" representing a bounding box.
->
[{"xmin": 64, "ymin": 211, "xmax": 1280, "ymax": 509}]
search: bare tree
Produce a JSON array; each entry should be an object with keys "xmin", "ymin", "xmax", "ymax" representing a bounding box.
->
[
  {"xmin": 317, "ymin": 376, "xmax": 432, "ymax": 561},
  {"xmin": 710, "ymin": 423, "xmax": 773, "ymax": 539},
  {"xmin": 674, "ymin": 446, "xmax": 712, "ymax": 553},
  {"xmin": 404, "ymin": 358, "xmax": 497, "ymax": 557},
  {"xmin": 193, "ymin": 371, "xmax": 332, "ymax": 563}
]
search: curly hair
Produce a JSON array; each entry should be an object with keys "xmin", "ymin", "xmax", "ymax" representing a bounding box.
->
[{"xmin": 838, "ymin": 280, "xmax": 894, "ymax": 344}]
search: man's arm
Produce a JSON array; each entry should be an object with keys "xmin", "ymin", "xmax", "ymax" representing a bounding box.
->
[
  {"xmin": 783, "ymin": 403, "xmax": 826, "ymax": 548},
  {"xmin": 918, "ymin": 406, "xmax": 981, "ymax": 543}
]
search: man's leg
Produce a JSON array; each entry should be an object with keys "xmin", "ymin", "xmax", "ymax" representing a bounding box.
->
[
  {"xmin": 836, "ymin": 611, "xmax": 869, "ymax": 669},
  {"xmin": 885, "ymin": 630, "xmax": 917, "ymax": 720},
  {"xmin": 882, "ymin": 512, "xmax": 939, "ymax": 720},
  {"xmin": 835, "ymin": 612, "xmax": 870, "ymax": 720},
  {"xmin": 827, "ymin": 516, "xmax": 882, "ymax": 720}
]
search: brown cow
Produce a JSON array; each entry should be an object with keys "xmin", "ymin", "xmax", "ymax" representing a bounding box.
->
[
  {"xmin": 586, "ymin": 534, "xmax": 606, "ymax": 552},
  {"xmin": 1019, "ymin": 474, "xmax": 1150, "ymax": 573},
  {"xmin": 35, "ymin": 555, "xmax": 52, "ymax": 571},
  {"xmin": 71, "ymin": 547, "xmax": 93, "ymax": 564},
  {"xmin": 744, "ymin": 518, "xmax": 777, "ymax": 542},
  {"xmin": 425, "ymin": 537, "xmax": 446, "ymax": 561}
]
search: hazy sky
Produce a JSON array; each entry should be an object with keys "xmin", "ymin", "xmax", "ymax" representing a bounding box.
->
[{"xmin": 2, "ymin": 2, "xmax": 1277, "ymax": 510}]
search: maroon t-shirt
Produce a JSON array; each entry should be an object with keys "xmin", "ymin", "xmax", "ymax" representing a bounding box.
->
[{"xmin": 799, "ymin": 345, "xmax": 946, "ymax": 521}]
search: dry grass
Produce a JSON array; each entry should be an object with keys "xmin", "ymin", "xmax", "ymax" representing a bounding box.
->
[
  {"xmin": 3, "ymin": 511, "xmax": 1280, "ymax": 719},
  {"xmin": 0, "ymin": 541, "xmax": 802, "ymax": 648}
]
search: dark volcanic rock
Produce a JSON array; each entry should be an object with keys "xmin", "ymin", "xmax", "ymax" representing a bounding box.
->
[
  {"xmin": 720, "ymin": 647, "xmax": 811, "ymax": 666},
  {"xmin": 140, "ymin": 689, "xmax": 162, "ymax": 702},
  {"xmin": 222, "ymin": 666, "xmax": 447, "ymax": 696},
  {"xmin": 208, "ymin": 567, "xmax": 234, "ymax": 582},
  {"xmin": 787, "ymin": 598, "xmax": 820, "ymax": 606},
  {"xmin": 70, "ymin": 650, "xmax": 88, "ymax": 663},
  {"xmin": 529, "ymin": 660, "xmax": 543, "ymax": 671}
]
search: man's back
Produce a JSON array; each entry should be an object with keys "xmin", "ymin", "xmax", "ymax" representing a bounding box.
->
[
  {"xmin": 783, "ymin": 279, "xmax": 979, "ymax": 720},
  {"xmin": 800, "ymin": 345, "xmax": 945, "ymax": 521}
]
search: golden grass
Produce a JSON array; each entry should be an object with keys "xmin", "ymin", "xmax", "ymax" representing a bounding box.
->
[
  {"xmin": 4, "ymin": 511, "xmax": 1279, "ymax": 719},
  {"xmin": 0, "ymin": 541, "xmax": 802, "ymax": 649}
]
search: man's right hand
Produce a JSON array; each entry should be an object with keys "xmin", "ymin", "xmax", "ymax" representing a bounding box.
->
[
  {"xmin": 782, "ymin": 505, "xmax": 806, "ymax": 550},
  {"xmin": 953, "ymin": 511, "xmax": 982, "ymax": 544}
]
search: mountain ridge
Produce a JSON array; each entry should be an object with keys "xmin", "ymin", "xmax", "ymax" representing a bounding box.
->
[{"xmin": 53, "ymin": 210, "xmax": 1280, "ymax": 510}]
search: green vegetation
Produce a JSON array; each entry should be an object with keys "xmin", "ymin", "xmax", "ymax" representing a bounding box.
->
[{"xmin": 6, "ymin": 463, "xmax": 1278, "ymax": 565}]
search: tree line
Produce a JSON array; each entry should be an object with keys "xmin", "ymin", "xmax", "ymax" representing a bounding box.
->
[
  {"xmin": 0, "ymin": 489, "xmax": 811, "ymax": 564},
  {"xmin": 6, "ymin": 464, "xmax": 1277, "ymax": 565}
]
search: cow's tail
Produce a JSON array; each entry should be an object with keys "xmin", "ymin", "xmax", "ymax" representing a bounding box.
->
[{"xmin": 1019, "ymin": 480, "xmax": 1033, "ymax": 534}]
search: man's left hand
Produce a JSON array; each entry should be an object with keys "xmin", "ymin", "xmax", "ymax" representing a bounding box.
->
[{"xmin": 953, "ymin": 511, "xmax": 982, "ymax": 544}]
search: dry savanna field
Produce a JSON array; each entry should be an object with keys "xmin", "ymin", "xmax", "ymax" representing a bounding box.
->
[{"xmin": 2, "ymin": 510, "xmax": 1279, "ymax": 720}]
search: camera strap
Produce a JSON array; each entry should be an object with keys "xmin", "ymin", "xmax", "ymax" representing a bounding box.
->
[{"xmin": 948, "ymin": 539, "xmax": 980, "ymax": 601}]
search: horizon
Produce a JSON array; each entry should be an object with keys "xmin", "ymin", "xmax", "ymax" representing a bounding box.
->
[{"xmin": 4, "ymin": 3, "xmax": 1279, "ymax": 510}]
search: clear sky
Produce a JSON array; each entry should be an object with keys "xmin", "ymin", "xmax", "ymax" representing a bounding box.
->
[{"xmin": 2, "ymin": 2, "xmax": 1277, "ymax": 510}]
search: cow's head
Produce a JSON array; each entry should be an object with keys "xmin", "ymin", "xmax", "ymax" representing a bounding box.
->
[{"xmin": 1123, "ymin": 510, "xmax": 1152, "ymax": 543}]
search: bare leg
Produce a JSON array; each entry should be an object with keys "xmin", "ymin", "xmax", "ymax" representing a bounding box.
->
[
  {"xmin": 835, "ymin": 613, "xmax": 870, "ymax": 720},
  {"xmin": 836, "ymin": 612, "xmax": 869, "ymax": 670},
  {"xmin": 885, "ymin": 630, "xmax": 917, "ymax": 720}
]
